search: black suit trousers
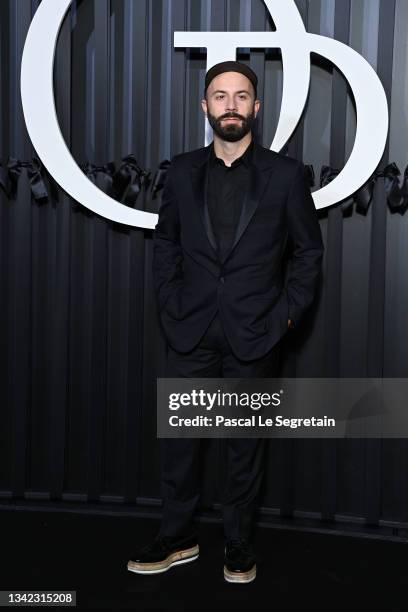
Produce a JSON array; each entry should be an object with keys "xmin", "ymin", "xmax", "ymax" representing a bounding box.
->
[{"xmin": 158, "ymin": 310, "xmax": 281, "ymax": 542}]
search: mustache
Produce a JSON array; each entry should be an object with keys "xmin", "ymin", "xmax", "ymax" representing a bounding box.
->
[{"xmin": 219, "ymin": 113, "xmax": 245, "ymax": 121}]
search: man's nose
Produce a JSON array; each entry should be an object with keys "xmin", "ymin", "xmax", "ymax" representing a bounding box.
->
[{"xmin": 226, "ymin": 104, "xmax": 237, "ymax": 112}]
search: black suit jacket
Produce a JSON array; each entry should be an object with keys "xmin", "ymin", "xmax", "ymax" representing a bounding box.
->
[{"xmin": 153, "ymin": 141, "xmax": 324, "ymax": 361}]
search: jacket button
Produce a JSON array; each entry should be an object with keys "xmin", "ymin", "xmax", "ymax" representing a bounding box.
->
[{"xmin": 219, "ymin": 276, "xmax": 225, "ymax": 284}]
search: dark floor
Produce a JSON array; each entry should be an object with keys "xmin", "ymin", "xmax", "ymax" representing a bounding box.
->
[{"xmin": 1, "ymin": 509, "xmax": 408, "ymax": 610}]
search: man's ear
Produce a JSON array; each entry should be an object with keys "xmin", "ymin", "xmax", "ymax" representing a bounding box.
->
[
  {"xmin": 254, "ymin": 99, "xmax": 260, "ymax": 118},
  {"xmin": 201, "ymin": 98, "xmax": 208, "ymax": 116}
]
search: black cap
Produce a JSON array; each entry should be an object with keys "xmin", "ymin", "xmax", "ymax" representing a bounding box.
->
[{"xmin": 204, "ymin": 61, "xmax": 258, "ymax": 97}]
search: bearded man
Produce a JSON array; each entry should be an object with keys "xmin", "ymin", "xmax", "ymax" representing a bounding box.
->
[{"xmin": 128, "ymin": 60, "xmax": 324, "ymax": 584}]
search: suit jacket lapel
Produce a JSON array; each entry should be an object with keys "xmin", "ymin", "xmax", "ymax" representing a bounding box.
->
[
  {"xmin": 190, "ymin": 146, "xmax": 218, "ymax": 254},
  {"xmin": 222, "ymin": 159, "xmax": 273, "ymax": 264}
]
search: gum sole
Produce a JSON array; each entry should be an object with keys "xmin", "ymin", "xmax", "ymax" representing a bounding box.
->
[
  {"xmin": 127, "ymin": 545, "xmax": 199, "ymax": 575},
  {"xmin": 223, "ymin": 564, "xmax": 257, "ymax": 584}
]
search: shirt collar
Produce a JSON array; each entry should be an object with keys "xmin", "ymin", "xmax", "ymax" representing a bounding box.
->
[{"xmin": 209, "ymin": 137, "xmax": 254, "ymax": 169}]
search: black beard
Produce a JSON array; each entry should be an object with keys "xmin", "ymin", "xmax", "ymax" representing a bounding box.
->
[{"xmin": 207, "ymin": 108, "xmax": 256, "ymax": 142}]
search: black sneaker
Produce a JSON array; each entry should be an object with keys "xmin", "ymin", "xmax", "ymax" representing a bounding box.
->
[
  {"xmin": 127, "ymin": 534, "xmax": 199, "ymax": 575},
  {"xmin": 224, "ymin": 539, "xmax": 257, "ymax": 583}
]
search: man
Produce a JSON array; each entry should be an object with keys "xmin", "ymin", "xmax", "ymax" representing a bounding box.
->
[{"xmin": 127, "ymin": 61, "xmax": 324, "ymax": 583}]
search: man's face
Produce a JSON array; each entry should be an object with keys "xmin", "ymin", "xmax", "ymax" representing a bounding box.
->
[{"xmin": 201, "ymin": 71, "xmax": 260, "ymax": 142}]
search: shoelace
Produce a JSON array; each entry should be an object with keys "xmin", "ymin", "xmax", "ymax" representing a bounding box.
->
[
  {"xmin": 141, "ymin": 535, "xmax": 172, "ymax": 554},
  {"xmin": 226, "ymin": 539, "xmax": 252, "ymax": 555}
]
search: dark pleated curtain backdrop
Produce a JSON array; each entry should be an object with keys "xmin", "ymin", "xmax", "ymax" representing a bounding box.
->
[{"xmin": 1, "ymin": 0, "xmax": 408, "ymax": 538}]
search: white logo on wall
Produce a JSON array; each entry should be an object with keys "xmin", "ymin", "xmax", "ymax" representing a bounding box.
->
[{"xmin": 21, "ymin": 0, "xmax": 388, "ymax": 228}]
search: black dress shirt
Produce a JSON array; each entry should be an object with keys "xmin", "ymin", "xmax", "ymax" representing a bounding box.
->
[{"xmin": 207, "ymin": 138, "xmax": 254, "ymax": 261}]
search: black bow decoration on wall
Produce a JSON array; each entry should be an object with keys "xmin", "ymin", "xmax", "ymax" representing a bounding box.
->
[
  {"xmin": 0, "ymin": 157, "xmax": 49, "ymax": 202},
  {"xmin": 80, "ymin": 156, "xmax": 151, "ymax": 210},
  {"xmin": 320, "ymin": 165, "xmax": 353, "ymax": 213},
  {"xmin": 112, "ymin": 154, "xmax": 151, "ymax": 207},
  {"xmin": 304, "ymin": 164, "xmax": 315, "ymax": 188},
  {"xmin": 151, "ymin": 159, "xmax": 171, "ymax": 195},
  {"xmin": 2, "ymin": 155, "xmax": 408, "ymax": 218},
  {"xmin": 144, "ymin": 159, "xmax": 171, "ymax": 213},
  {"xmin": 320, "ymin": 163, "xmax": 408, "ymax": 214},
  {"xmin": 81, "ymin": 161, "xmax": 116, "ymax": 195}
]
